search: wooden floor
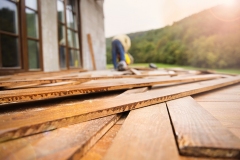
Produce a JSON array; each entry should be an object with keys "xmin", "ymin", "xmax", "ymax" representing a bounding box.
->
[{"xmin": 0, "ymin": 68, "xmax": 239, "ymax": 160}]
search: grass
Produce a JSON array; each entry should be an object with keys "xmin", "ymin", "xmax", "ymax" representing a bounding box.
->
[{"xmin": 107, "ymin": 63, "xmax": 240, "ymax": 75}]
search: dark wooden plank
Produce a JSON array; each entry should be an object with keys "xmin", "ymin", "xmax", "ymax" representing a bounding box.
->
[
  {"xmin": 167, "ymin": 96, "xmax": 240, "ymax": 158},
  {"xmin": 0, "ymin": 74, "xmax": 222, "ymax": 104},
  {"xmin": 0, "ymin": 115, "xmax": 120, "ymax": 160},
  {"xmin": 104, "ymin": 103, "xmax": 180, "ymax": 160},
  {"xmin": 0, "ymin": 76, "xmax": 240, "ymax": 142}
]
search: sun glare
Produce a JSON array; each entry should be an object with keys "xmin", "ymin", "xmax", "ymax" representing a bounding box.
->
[{"xmin": 220, "ymin": 0, "xmax": 236, "ymax": 6}]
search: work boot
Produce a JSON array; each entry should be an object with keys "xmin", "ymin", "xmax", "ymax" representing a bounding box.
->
[{"xmin": 117, "ymin": 61, "xmax": 127, "ymax": 71}]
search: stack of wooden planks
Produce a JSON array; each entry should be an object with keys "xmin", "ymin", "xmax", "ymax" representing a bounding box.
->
[{"xmin": 0, "ymin": 68, "xmax": 240, "ymax": 160}]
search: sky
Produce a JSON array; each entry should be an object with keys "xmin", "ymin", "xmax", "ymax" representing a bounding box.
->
[{"xmin": 104, "ymin": 0, "xmax": 235, "ymax": 37}]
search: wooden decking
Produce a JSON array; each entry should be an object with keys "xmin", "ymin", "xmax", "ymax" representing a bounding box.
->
[{"xmin": 0, "ymin": 68, "xmax": 239, "ymax": 159}]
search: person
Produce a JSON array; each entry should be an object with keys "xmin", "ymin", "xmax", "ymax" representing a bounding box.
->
[{"xmin": 111, "ymin": 34, "xmax": 132, "ymax": 71}]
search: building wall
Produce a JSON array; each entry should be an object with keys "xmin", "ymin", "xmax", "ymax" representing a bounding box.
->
[
  {"xmin": 80, "ymin": 0, "xmax": 106, "ymax": 70},
  {"xmin": 40, "ymin": 0, "xmax": 59, "ymax": 72},
  {"xmin": 39, "ymin": 0, "xmax": 106, "ymax": 72}
]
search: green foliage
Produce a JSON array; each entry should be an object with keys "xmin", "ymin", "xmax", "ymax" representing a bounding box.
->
[{"xmin": 106, "ymin": 5, "xmax": 240, "ymax": 69}]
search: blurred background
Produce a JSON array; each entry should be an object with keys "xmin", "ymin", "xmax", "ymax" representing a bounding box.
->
[{"xmin": 105, "ymin": 0, "xmax": 240, "ymax": 71}]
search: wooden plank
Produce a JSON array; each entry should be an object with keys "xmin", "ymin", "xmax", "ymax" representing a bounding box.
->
[
  {"xmin": 193, "ymin": 84, "xmax": 240, "ymax": 102},
  {"xmin": 81, "ymin": 89, "xmax": 145, "ymax": 160},
  {"xmin": 194, "ymin": 95, "xmax": 240, "ymax": 102},
  {"xmin": 0, "ymin": 74, "xmax": 222, "ymax": 104},
  {"xmin": 129, "ymin": 68, "xmax": 142, "ymax": 75},
  {"xmin": 81, "ymin": 122, "xmax": 124, "ymax": 160},
  {"xmin": 5, "ymin": 70, "xmax": 86, "ymax": 81},
  {"xmin": 0, "ymin": 76, "xmax": 240, "ymax": 142},
  {"xmin": 0, "ymin": 88, "xmax": 146, "ymax": 159},
  {"xmin": 104, "ymin": 103, "xmax": 180, "ymax": 160},
  {"xmin": 0, "ymin": 72, "xmax": 179, "ymax": 88},
  {"xmin": 0, "ymin": 115, "xmax": 120, "ymax": 160},
  {"xmin": 167, "ymin": 96, "xmax": 240, "ymax": 158},
  {"xmin": 197, "ymin": 102, "xmax": 240, "ymax": 139},
  {"xmin": 87, "ymin": 34, "xmax": 96, "ymax": 70}
]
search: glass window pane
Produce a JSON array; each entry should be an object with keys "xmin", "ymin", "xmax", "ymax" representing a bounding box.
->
[
  {"xmin": 26, "ymin": 9, "xmax": 38, "ymax": 38},
  {"xmin": 66, "ymin": 0, "xmax": 75, "ymax": 11},
  {"xmin": 1, "ymin": 34, "xmax": 20, "ymax": 67},
  {"xmin": 58, "ymin": 24, "xmax": 66, "ymax": 45},
  {"xmin": 59, "ymin": 46, "xmax": 66, "ymax": 68},
  {"xmin": 28, "ymin": 40, "xmax": 39, "ymax": 69},
  {"xmin": 25, "ymin": 0, "xmax": 37, "ymax": 10},
  {"xmin": 0, "ymin": 0, "xmax": 18, "ymax": 33},
  {"xmin": 69, "ymin": 49, "xmax": 80, "ymax": 67},
  {"xmin": 67, "ymin": 29, "xmax": 79, "ymax": 49},
  {"xmin": 66, "ymin": 9, "xmax": 77, "ymax": 29},
  {"xmin": 57, "ymin": 0, "xmax": 65, "ymax": 23}
]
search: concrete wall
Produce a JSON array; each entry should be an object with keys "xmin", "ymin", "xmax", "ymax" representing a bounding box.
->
[
  {"xmin": 40, "ymin": 0, "xmax": 59, "ymax": 72},
  {"xmin": 80, "ymin": 0, "xmax": 106, "ymax": 70}
]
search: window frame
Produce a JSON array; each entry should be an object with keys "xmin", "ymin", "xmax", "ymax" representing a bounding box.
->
[
  {"xmin": 0, "ymin": 0, "xmax": 43, "ymax": 74},
  {"xmin": 57, "ymin": 0, "xmax": 82, "ymax": 70}
]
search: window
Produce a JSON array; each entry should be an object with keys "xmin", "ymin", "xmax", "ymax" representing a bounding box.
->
[
  {"xmin": 0, "ymin": 0, "xmax": 42, "ymax": 73},
  {"xmin": 25, "ymin": 0, "xmax": 41, "ymax": 70},
  {"xmin": 0, "ymin": 0, "xmax": 21, "ymax": 68},
  {"xmin": 57, "ymin": 0, "xmax": 81, "ymax": 69}
]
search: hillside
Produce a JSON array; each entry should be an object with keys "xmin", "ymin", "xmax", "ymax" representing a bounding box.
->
[{"xmin": 106, "ymin": 4, "xmax": 240, "ymax": 69}]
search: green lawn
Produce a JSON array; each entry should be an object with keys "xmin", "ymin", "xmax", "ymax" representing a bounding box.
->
[{"xmin": 107, "ymin": 63, "xmax": 240, "ymax": 75}]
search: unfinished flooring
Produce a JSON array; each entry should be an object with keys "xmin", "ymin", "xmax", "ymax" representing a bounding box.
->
[{"xmin": 0, "ymin": 68, "xmax": 239, "ymax": 159}]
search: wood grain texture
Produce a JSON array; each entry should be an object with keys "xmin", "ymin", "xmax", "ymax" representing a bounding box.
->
[
  {"xmin": 104, "ymin": 103, "xmax": 180, "ymax": 160},
  {"xmin": 0, "ymin": 76, "xmax": 239, "ymax": 142},
  {"xmin": 167, "ymin": 96, "xmax": 240, "ymax": 158},
  {"xmin": 0, "ymin": 74, "xmax": 222, "ymax": 104},
  {"xmin": 194, "ymin": 83, "xmax": 240, "ymax": 139},
  {"xmin": 198, "ymin": 102, "xmax": 240, "ymax": 139},
  {"xmin": 193, "ymin": 84, "xmax": 240, "ymax": 102},
  {"xmin": 0, "ymin": 115, "xmax": 120, "ymax": 160},
  {"xmin": 87, "ymin": 34, "xmax": 96, "ymax": 70},
  {"xmin": 81, "ymin": 124, "xmax": 122, "ymax": 160}
]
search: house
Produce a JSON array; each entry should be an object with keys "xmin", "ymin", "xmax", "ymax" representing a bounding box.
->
[{"xmin": 0, "ymin": 0, "xmax": 106, "ymax": 75}]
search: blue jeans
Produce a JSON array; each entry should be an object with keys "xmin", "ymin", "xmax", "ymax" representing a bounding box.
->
[{"xmin": 112, "ymin": 39, "xmax": 125, "ymax": 69}]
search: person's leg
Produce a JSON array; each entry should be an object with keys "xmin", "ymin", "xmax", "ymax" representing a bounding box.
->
[
  {"xmin": 116, "ymin": 40, "xmax": 125, "ymax": 62},
  {"xmin": 111, "ymin": 40, "xmax": 118, "ymax": 69}
]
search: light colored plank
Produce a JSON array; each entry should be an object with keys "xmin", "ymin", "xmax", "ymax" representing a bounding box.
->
[
  {"xmin": 0, "ymin": 115, "xmax": 120, "ymax": 160},
  {"xmin": 87, "ymin": 34, "xmax": 96, "ymax": 70},
  {"xmin": 0, "ymin": 76, "xmax": 240, "ymax": 142},
  {"xmin": 193, "ymin": 83, "xmax": 240, "ymax": 101},
  {"xmin": 197, "ymin": 102, "xmax": 240, "ymax": 139},
  {"xmin": 194, "ymin": 95, "xmax": 240, "ymax": 102},
  {"xmin": 104, "ymin": 103, "xmax": 180, "ymax": 160},
  {"xmin": 167, "ymin": 96, "xmax": 240, "ymax": 158},
  {"xmin": 129, "ymin": 68, "xmax": 142, "ymax": 75},
  {"xmin": 0, "ymin": 74, "xmax": 222, "ymax": 104}
]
